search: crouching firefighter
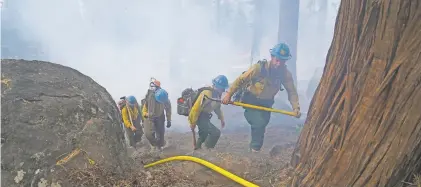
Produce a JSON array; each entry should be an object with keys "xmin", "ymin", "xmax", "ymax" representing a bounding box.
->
[
  {"xmin": 222, "ymin": 42, "xmax": 301, "ymax": 152},
  {"xmin": 142, "ymin": 80, "xmax": 172, "ymax": 152},
  {"xmin": 179, "ymin": 75, "xmax": 228, "ymax": 150},
  {"xmin": 119, "ymin": 96, "xmax": 144, "ymax": 148}
]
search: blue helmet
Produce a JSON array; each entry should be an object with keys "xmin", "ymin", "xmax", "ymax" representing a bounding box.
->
[
  {"xmin": 270, "ymin": 42, "xmax": 292, "ymax": 61},
  {"xmin": 212, "ymin": 75, "xmax": 229, "ymax": 90},
  {"xmin": 155, "ymin": 89, "xmax": 169, "ymax": 103},
  {"xmin": 127, "ymin": 96, "xmax": 137, "ymax": 106}
]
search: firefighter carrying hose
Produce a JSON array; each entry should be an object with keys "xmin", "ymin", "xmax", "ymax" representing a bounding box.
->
[
  {"xmin": 188, "ymin": 75, "xmax": 229, "ymax": 150},
  {"xmin": 142, "ymin": 79, "xmax": 172, "ymax": 152},
  {"xmin": 222, "ymin": 42, "xmax": 301, "ymax": 153}
]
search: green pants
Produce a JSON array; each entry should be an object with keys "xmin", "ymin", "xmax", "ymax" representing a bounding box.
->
[
  {"xmin": 143, "ymin": 114, "xmax": 166, "ymax": 147},
  {"xmin": 196, "ymin": 113, "xmax": 221, "ymax": 149},
  {"xmin": 242, "ymin": 92, "xmax": 274, "ymax": 151}
]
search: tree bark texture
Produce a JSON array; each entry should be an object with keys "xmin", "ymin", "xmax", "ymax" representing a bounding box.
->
[{"xmin": 290, "ymin": 0, "xmax": 421, "ymax": 186}]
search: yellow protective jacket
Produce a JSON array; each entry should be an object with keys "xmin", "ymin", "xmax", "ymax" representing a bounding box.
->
[
  {"xmin": 142, "ymin": 92, "xmax": 171, "ymax": 121},
  {"xmin": 121, "ymin": 105, "xmax": 141, "ymax": 128},
  {"xmin": 227, "ymin": 61, "xmax": 300, "ymax": 110},
  {"xmin": 188, "ymin": 89, "xmax": 224, "ymax": 127}
]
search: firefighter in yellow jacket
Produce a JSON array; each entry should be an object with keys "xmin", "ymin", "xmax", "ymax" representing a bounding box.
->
[
  {"xmin": 121, "ymin": 96, "xmax": 144, "ymax": 148},
  {"xmin": 142, "ymin": 81, "xmax": 171, "ymax": 152},
  {"xmin": 222, "ymin": 42, "xmax": 301, "ymax": 152},
  {"xmin": 189, "ymin": 75, "xmax": 228, "ymax": 150}
]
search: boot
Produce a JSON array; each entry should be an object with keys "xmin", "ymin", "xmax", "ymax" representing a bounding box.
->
[
  {"xmin": 150, "ymin": 144, "xmax": 156, "ymax": 152},
  {"xmin": 162, "ymin": 140, "xmax": 170, "ymax": 149},
  {"xmin": 249, "ymin": 148, "xmax": 260, "ymax": 153}
]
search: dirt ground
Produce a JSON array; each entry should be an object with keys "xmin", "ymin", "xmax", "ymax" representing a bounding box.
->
[
  {"xmin": 56, "ymin": 121, "xmax": 299, "ymax": 187},
  {"xmin": 133, "ymin": 124, "xmax": 299, "ymax": 187}
]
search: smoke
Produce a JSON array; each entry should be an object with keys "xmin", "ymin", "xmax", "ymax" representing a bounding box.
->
[{"xmin": 2, "ymin": 0, "xmax": 339, "ymax": 131}]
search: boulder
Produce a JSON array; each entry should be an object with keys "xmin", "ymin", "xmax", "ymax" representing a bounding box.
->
[{"xmin": 1, "ymin": 59, "xmax": 129, "ymax": 186}]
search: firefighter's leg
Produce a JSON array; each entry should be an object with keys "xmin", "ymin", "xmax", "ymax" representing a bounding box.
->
[
  {"xmin": 133, "ymin": 116, "xmax": 144, "ymax": 143},
  {"xmin": 155, "ymin": 115, "xmax": 166, "ymax": 148},
  {"xmin": 244, "ymin": 108, "xmax": 271, "ymax": 151},
  {"xmin": 196, "ymin": 113, "xmax": 212, "ymax": 149},
  {"xmin": 143, "ymin": 118, "xmax": 157, "ymax": 146},
  {"xmin": 204, "ymin": 121, "xmax": 221, "ymax": 149}
]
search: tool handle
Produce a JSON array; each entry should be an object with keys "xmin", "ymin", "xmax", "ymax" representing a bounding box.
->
[
  {"xmin": 203, "ymin": 95, "xmax": 227, "ymax": 103},
  {"xmin": 192, "ymin": 129, "xmax": 197, "ymax": 150},
  {"xmin": 204, "ymin": 95, "xmax": 296, "ymax": 116}
]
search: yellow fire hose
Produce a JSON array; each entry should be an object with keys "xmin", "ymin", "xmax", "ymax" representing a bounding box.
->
[
  {"xmin": 144, "ymin": 155, "xmax": 259, "ymax": 187},
  {"xmin": 204, "ymin": 95, "xmax": 297, "ymax": 116}
]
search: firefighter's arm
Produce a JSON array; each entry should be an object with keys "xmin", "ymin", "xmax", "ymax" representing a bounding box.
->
[
  {"xmin": 281, "ymin": 70, "xmax": 300, "ymax": 110},
  {"xmin": 164, "ymin": 100, "xmax": 172, "ymax": 121},
  {"xmin": 213, "ymin": 105, "xmax": 225, "ymax": 121},
  {"xmin": 188, "ymin": 91, "xmax": 208, "ymax": 128},
  {"xmin": 227, "ymin": 64, "xmax": 260, "ymax": 96},
  {"xmin": 121, "ymin": 107, "xmax": 132, "ymax": 128},
  {"xmin": 137, "ymin": 105, "xmax": 144, "ymax": 121},
  {"xmin": 142, "ymin": 102, "xmax": 148, "ymax": 118}
]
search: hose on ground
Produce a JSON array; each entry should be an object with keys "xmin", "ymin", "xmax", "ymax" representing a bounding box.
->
[{"xmin": 144, "ymin": 155, "xmax": 259, "ymax": 187}]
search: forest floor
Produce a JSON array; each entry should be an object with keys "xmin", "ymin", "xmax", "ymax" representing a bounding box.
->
[
  {"xmin": 63, "ymin": 123, "xmax": 299, "ymax": 186},
  {"xmin": 130, "ymin": 124, "xmax": 299, "ymax": 187}
]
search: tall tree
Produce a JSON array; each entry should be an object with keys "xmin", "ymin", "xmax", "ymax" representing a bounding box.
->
[
  {"xmin": 316, "ymin": 0, "xmax": 328, "ymax": 64},
  {"xmin": 250, "ymin": 0, "xmax": 264, "ymax": 66},
  {"xmin": 289, "ymin": 0, "xmax": 421, "ymax": 186},
  {"xmin": 278, "ymin": 0, "xmax": 300, "ymax": 83}
]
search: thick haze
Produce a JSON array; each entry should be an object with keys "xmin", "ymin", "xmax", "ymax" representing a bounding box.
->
[{"xmin": 2, "ymin": 0, "xmax": 339, "ymax": 131}]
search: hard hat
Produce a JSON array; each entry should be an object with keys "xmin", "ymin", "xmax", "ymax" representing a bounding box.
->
[
  {"xmin": 212, "ymin": 75, "xmax": 229, "ymax": 90},
  {"xmin": 270, "ymin": 42, "xmax": 292, "ymax": 61},
  {"xmin": 127, "ymin": 96, "xmax": 137, "ymax": 106},
  {"xmin": 155, "ymin": 89, "xmax": 169, "ymax": 103},
  {"xmin": 153, "ymin": 80, "xmax": 161, "ymax": 87},
  {"xmin": 150, "ymin": 80, "xmax": 161, "ymax": 88}
]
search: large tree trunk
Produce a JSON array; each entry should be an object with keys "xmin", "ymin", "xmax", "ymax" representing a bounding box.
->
[{"xmin": 290, "ymin": 0, "xmax": 421, "ymax": 186}]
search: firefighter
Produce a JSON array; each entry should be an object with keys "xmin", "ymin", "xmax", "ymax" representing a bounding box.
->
[
  {"xmin": 142, "ymin": 81, "xmax": 171, "ymax": 152},
  {"xmin": 188, "ymin": 75, "xmax": 228, "ymax": 150},
  {"xmin": 222, "ymin": 42, "xmax": 301, "ymax": 152},
  {"xmin": 121, "ymin": 96, "xmax": 144, "ymax": 148}
]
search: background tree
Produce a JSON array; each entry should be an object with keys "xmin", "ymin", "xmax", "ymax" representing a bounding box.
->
[
  {"xmin": 290, "ymin": 0, "xmax": 421, "ymax": 186},
  {"xmin": 278, "ymin": 0, "xmax": 300, "ymax": 83},
  {"xmin": 250, "ymin": 0, "xmax": 263, "ymax": 66}
]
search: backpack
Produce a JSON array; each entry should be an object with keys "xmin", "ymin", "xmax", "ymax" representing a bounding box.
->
[
  {"xmin": 231, "ymin": 60, "xmax": 284, "ymax": 102},
  {"xmin": 139, "ymin": 91, "xmax": 152, "ymax": 122},
  {"xmin": 117, "ymin": 96, "xmax": 144, "ymax": 123},
  {"xmin": 177, "ymin": 87, "xmax": 213, "ymax": 116},
  {"xmin": 118, "ymin": 96, "xmax": 127, "ymax": 111}
]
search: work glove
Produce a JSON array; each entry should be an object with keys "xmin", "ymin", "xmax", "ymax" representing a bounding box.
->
[
  {"xmin": 221, "ymin": 93, "xmax": 232, "ymax": 105},
  {"xmin": 166, "ymin": 121, "xmax": 171, "ymax": 128},
  {"xmin": 220, "ymin": 120, "xmax": 225, "ymax": 129},
  {"xmin": 293, "ymin": 108, "xmax": 301, "ymax": 118},
  {"xmin": 190, "ymin": 124, "xmax": 196, "ymax": 131}
]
